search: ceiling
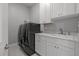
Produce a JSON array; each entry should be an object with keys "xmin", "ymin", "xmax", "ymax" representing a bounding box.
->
[{"xmin": 23, "ymin": 3, "xmax": 37, "ymax": 8}]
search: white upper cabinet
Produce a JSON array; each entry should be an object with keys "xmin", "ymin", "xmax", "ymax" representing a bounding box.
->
[
  {"xmin": 30, "ymin": 3, "xmax": 51, "ymax": 23},
  {"xmin": 50, "ymin": 3, "xmax": 64, "ymax": 18},
  {"xmin": 30, "ymin": 4, "xmax": 40, "ymax": 23},
  {"xmin": 31, "ymin": 3, "xmax": 78, "ymax": 23},
  {"xmin": 63, "ymin": 3, "xmax": 76, "ymax": 16},
  {"xmin": 76, "ymin": 4, "xmax": 79, "ymax": 14},
  {"xmin": 50, "ymin": 3, "xmax": 76, "ymax": 18},
  {"xmin": 40, "ymin": 3, "xmax": 51, "ymax": 23}
]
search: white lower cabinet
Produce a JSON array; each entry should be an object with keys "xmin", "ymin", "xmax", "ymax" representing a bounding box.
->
[
  {"xmin": 35, "ymin": 35, "xmax": 47, "ymax": 56},
  {"xmin": 47, "ymin": 42, "xmax": 57, "ymax": 56},
  {"xmin": 39, "ymin": 38, "xmax": 47, "ymax": 56},
  {"xmin": 35, "ymin": 34, "xmax": 75, "ymax": 56},
  {"xmin": 35, "ymin": 35, "xmax": 41, "ymax": 54},
  {"xmin": 47, "ymin": 42, "xmax": 74, "ymax": 56},
  {"xmin": 74, "ymin": 42, "xmax": 79, "ymax": 56},
  {"xmin": 57, "ymin": 45, "xmax": 74, "ymax": 56}
]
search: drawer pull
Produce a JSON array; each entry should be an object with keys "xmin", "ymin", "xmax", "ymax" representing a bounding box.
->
[
  {"xmin": 56, "ymin": 46, "xmax": 59, "ymax": 48},
  {"xmin": 54, "ymin": 46, "xmax": 56, "ymax": 48},
  {"xmin": 54, "ymin": 46, "xmax": 59, "ymax": 48}
]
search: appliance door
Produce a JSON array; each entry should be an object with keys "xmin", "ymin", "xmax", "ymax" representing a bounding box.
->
[
  {"xmin": 24, "ymin": 24, "xmax": 29, "ymax": 46},
  {"xmin": 29, "ymin": 23, "xmax": 40, "ymax": 33},
  {"xmin": 28, "ymin": 33, "xmax": 35, "ymax": 51}
]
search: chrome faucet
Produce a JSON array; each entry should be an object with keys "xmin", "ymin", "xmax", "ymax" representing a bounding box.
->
[{"xmin": 59, "ymin": 28, "xmax": 63, "ymax": 34}]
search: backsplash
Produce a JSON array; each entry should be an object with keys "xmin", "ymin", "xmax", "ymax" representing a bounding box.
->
[
  {"xmin": 43, "ymin": 23, "xmax": 57, "ymax": 34},
  {"xmin": 43, "ymin": 18, "xmax": 78, "ymax": 34}
]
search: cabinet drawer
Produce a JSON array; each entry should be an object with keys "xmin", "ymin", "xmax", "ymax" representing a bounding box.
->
[
  {"xmin": 46, "ymin": 37, "xmax": 57, "ymax": 43},
  {"xmin": 47, "ymin": 42, "xmax": 74, "ymax": 56},
  {"xmin": 47, "ymin": 37, "xmax": 74, "ymax": 49},
  {"xmin": 58, "ymin": 44, "xmax": 74, "ymax": 56},
  {"xmin": 56, "ymin": 39, "xmax": 74, "ymax": 49},
  {"xmin": 47, "ymin": 42, "xmax": 57, "ymax": 56}
]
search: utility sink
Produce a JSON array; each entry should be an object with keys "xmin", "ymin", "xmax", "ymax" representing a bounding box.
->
[{"xmin": 36, "ymin": 33, "xmax": 75, "ymax": 41}]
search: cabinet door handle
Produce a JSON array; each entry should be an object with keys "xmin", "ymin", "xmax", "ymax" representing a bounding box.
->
[
  {"xmin": 56, "ymin": 46, "xmax": 59, "ymax": 48},
  {"xmin": 54, "ymin": 46, "xmax": 59, "ymax": 48},
  {"xmin": 54, "ymin": 46, "xmax": 56, "ymax": 48}
]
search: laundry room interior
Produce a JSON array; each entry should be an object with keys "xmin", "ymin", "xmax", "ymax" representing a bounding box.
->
[{"xmin": 0, "ymin": 3, "xmax": 79, "ymax": 56}]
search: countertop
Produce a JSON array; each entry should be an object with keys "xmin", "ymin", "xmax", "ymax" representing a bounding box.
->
[{"xmin": 36, "ymin": 33, "xmax": 79, "ymax": 42}]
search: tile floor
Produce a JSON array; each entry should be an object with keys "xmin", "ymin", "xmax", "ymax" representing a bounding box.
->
[{"xmin": 8, "ymin": 43, "xmax": 38, "ymax": 56}]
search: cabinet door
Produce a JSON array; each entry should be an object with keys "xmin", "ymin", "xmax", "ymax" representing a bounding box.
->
[
  {"xmin": 39, "ymin": 36, "xmax": 47, "ymax": 56},
  {"xmin": 30, "ymin": 4, "xmax": 40, "ymax": 23},
  {"xmin": 63, "ymin": 3, "xmax": 75, "ymax": 16},
  {"xmin": 74, "ymin": 42, "xmax": 79, "ymax": 56},
  {"xmin": 35, "ymin": 35, "xmax": 41, "ymax": 54},
  {"xmin": 57, "ymin": 45, "xmax": 74, "ymax": 56},
  {"xmin": 76, "ymin": 4, "xmax": 79, "ymax": 14},
  {"xmin": 47, "ymin": 42, "xmax": 57, "ymax": 56},
  {"xmin": 35, "ymin": 35, "xmax": 47, "ymax": 56},
  {"xmin": 40, "ymin": 3, "xmax": 51, "ymax": 23},
  {"xmin": 50, "ymin": 3, "xmax": 64, "ymax": 18}
]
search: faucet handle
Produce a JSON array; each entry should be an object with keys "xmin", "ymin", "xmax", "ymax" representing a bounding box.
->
[
  {"xmin": 68, "ymin": 32, "xmax": 70, "ymax": 35},
  {"xmin": 59, "ymin": 28, "xmax": 63, "ymax": 34}
]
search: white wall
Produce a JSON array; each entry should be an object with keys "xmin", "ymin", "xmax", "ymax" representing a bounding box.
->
[
  {"xmin": 0, "ymin": 3, "xmax": 8, "ymax": 56},
  {"xmin": 29, "ymin": 4, "xmax": 40, "ymax": 23},
  {"xmin": 56, "ymin": 19, "xmax": 78, "ymax": 33},
  {"xmin": 0, "ymin": 3, "xmax": 8, "ymax": 44},
  {"xmin": 0, "ymin": 4, "xmax": 3, "ymax": 42},
  {"xmin": 8, "ymin": 3, "xmax": 29, "ymax": 44},
  {"xmin": 2, "ymin": 3, "xmax": 8, "ymax": 44}
]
